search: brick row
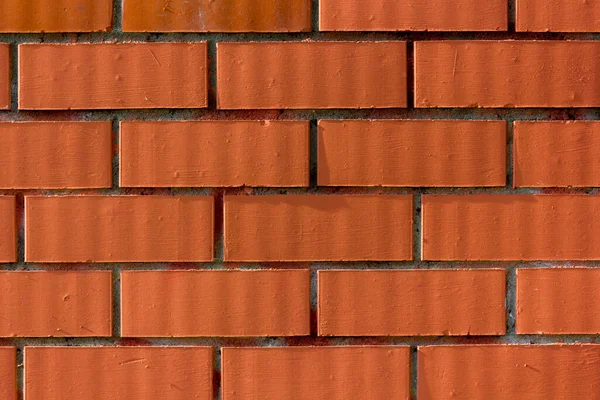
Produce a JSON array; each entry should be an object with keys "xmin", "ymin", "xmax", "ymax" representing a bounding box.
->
[{"xmin": 0, "ymin": 345, "xmax": 596, "ymax": 399}]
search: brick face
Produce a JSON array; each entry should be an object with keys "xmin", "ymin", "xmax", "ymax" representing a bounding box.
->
[
  {"xmin": 217, "ymin": 42, "xmax": 407, "ymax": 109},
  {"xmin": 0, "ymin": 44, "xmax": 8, "ymax": 109},
  {"xmin": 0, "ymin": 348, "xmax": 15, "ymax": 400},
  {"xmin": 517, "ymin": 0, "xmax": 600, "ymax": 32},
  {"xmin": 0, "ymin": 196, "xmax": 16, "ymax": 263}
]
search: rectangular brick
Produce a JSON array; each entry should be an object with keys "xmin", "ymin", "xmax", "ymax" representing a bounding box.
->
[
  {"xmin": 222, "ymin": 347, "xmax": 410, "ymax": 400},
  {"xmin": 0, "ymin": 348, "xmax": 15, "ymax": 400},
  {"xmin": 422, "ymin": 195, "xmax": 600, "ymax": 261},
  {"xmin": 217, "ymin": 42, "xmax": 407, "ymax": 109},
  {"xmin": 0, "ymin": 271, "xmax": 111, "ymax": 337},
  {"xmin": 120, "ymin": 120, "xmax": 309, "ymax": 187},
  {"xmin": 415, "ymin": 41, "xmax": 600, "ymax": 108},
  {"xmin": 0, "ymin": 0, "xmax": 112, "ymax": 32},
  {"xmin": 123, "ymin": 0, "xmax": 311, "ymax": 32},
  {"xmin": 319, "ymin": 269, "xmax": 506, "ymax": 336},
  {"xmin": 0, "ymin": 122, "xmax": 112, "ymax": 189},
  {"xmin": 19, "ymin": 43, "xmax": 207, "ymax": 110},
  {"xmin": 121, "ymin": 270, "xmax": 310, "ymax": 337},
  {"xmin": 419, "ymin": 345, "xmax": 600, "ymax": 399},
  {"xmin": 224, "ymin": 195, "xmax": 413, "ymax": 261},
  {"xmin": 517, "ymin": 268, "xmax": 600, "ymax": 334},
  {"xmin": 0, "ymin": 44, "xmax": 8, "ymax": 109},
  {"xmin": 318, "ymin": 120, "xmax": 506, "ymax": 187},
  {"xmin": 517, "ymin": 0, "xmax": 600, "ymax": 32},
  {"xmin": 320, "ymin": 0, "xmax": 507, "ymax": 31},
  {"xmin": 25, "ymin": 196, "xmax": 213, "ymax": 263},
  {"xmin": 0, "ymin": 196, "xmax": 15, "ymax": 263},
  {"xmin": 514, "ymin": 121, "xmax": 600, "ymax": 187},
  {"xmin": 25, "ymin": 347, "xmax": 212, "ymax": 400}
]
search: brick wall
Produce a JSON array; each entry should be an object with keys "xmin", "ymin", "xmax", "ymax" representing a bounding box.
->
[{"xmin": 1, "ymin": 0, "xmax": 600, "ymax": 399}]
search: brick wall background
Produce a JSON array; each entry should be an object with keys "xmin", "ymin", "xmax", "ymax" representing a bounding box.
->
[{"xmin": 1, "ymin": 0, "xmax": 600, "ymax": 399}]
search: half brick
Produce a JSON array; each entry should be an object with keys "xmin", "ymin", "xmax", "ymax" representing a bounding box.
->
[
  {"xmin": 224, "ymin": 195, "xmax": 413, "ymax": 261},
  {"xmin": 0, "ymin": 196, "xmax": 15, "ymax": 263},
  {"xmin": 120, "ymin": 120, "xmax": 309, "ymax": 187},
  {"xmin": 0, "ymin": 44, "xmax": 8, "ymax": 109},
  {"xmin": 121, "ymin": 270, "xmax": 310, "ymax": 337},
  {"xmin": 0, "ymin": 348, "xmax": 15, "ymax": 400},
  {"xmin": 222, "ymin": 346, "xmax": 410, "ymax": 400},
  {"xmin": 25, "ymin": 196, "xmax": 214, "ymax": 263}
]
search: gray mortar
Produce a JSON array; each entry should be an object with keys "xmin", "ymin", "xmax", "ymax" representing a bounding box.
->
[{"xmin": 3, "ymin": 0, "xmax": 600, "ymax": 398}]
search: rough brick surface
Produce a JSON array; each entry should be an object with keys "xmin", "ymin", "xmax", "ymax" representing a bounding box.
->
[
  {"xmin": 319, "ymin": 269, "xmax": 506, "ymax": 336},
  {"xmin": 25, "ymin": 347, "xmax": 213, "ymax": 400},
  {"xmin": 222, "ymin": 347, "xmax": 410, "ymax": 400},
  {"xmin": 320, "ymin": 0, "xmax": 507, "ymax": 31},
  {"xmin": 121, "ymin": 270, "xmax": 310, "ymax": 337},
  {"xmin": 517, "ymin": 268, "xmax": 600, "ymax": 334},
  {"xmin": 419, "ymin": 345, "xmax": 600, "ymax": 399},
  {"xmin": 224, "ymin": 195, "xmax": 413, "ymax": 261},
  {"xmin": 517, "ymin": 0, "xmax": 600, "ymax": 32},
  {"xmin": 25, "ymin": 196, "xmax": 214, "ymax": 262},
  {"xmin": 0, "ymin": 196, "xmax": 16, "ymax": 263},
  {"xmin": 217, "ymin": 42, "xmax": 407, "ymax": 109},
  {"xmin": 0, "ymin": 122, "xmax": 112, "ymax": 189},
  {"xmin": 318, "ymin": 120, "xmax": 506, "ymax": 187},
  {"xmin": 120, "ymin": 120, "xmax": 309, "ymax": 187},
  {"xmin": 415, "ymin": 41, "xmax": 600, "ymax": 108},
  {"xmin": 19, "ymin": 43, "xmax": 207, "ymax": 110},
  {"xmin": 0, "ymin": 348, "xmax": 15, "ymax": 400},
  {"xmin": 123, "ymin": 0, "xmax": 311, "ymax": 32},
  {"xmin": 0, "ymin": 0, "xmax": 112, "ymax": 32},
  {"xmin": 0, "ymin": 44, "xmax": 8, "ymax": 109}
]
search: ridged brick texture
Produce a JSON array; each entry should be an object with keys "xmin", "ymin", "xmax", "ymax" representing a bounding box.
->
[{"xmin": 3, "ymin": 0, "xmax": 600, "ymax": 398}]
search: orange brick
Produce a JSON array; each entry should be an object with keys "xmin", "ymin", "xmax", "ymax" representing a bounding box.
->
[
  {"xmin": 224, "ymin": 195, "xmax": 413, "ymax": 261},
  {"xmin": 422, "ymin": 195, "xmax": 600, "ymax": 261},
  {"xmin": 0, "ymin": 122, "xmax": 112, "ymax": 189},
  {"xmin": 123, "ymin": 0, "xmax": 311, "ymax": 32},
  {"xmin": 419, "ymin": 345, "xmax": 600, "ymax": 399},
  {"xmin": 0, "ymin": 348, "xmax": 15, "ymax": 400},
  {"xmin": 217, "ymin": 42, "xmax": 407, "ymax": 109},
  {"xmin": 514, "ymin": 121, "xmax": 600, "ymax": 187},
  {"xmin": 517, "ymin": 268, "xmax": 600, "ymax": 334},
  {"xmin": 517, "ymin": 0, "xmax": 600, "ymax": 32},
  {"xmin": 25, "ymin": 196, "xmax": 213, "ymax": 263},
  {"xmin": 320, "ymin": 0, "xmax": 507, "ymax": 31},
  {"xmin": 120, "ymin": 120, "xmax": 309, "ymax": 187},
  {"xmin": 318, "ymin": 120, "xmax": 506, "ymax": 187},
  {"xmin": 25, "ymin": 347, "xmax": 212, "ymax": 400},
  {"xmin": 319, "ymin": 269, "xmax": 506, "ymax": 336},
  {"xmin": 222, "ymin": 347, "xmax": 410, "ymax": 400},
  {"xmin": 415, "ymin": 41, "xmax": 600, "ymax": 108},
  {"xmin": 0, "ymin": 0, "xmax": 112, "ymax": 32},
  {"xmin": 0, "ymin": 44, "xmax": 8, "ymax": 110},
  {"xmin": 121, "ymin": 270, "xmax": 310, "ymax": 337},
  {"xmin": 0, "ymin": 271, "xmax": 111, "ymax": 337},
  {"xmin": 19, "ymin": 43, "xmax": 207, "ymax": 110},
  {"xmin": 0, "ymin": 196, "xmax": 15, "ymax": 263}
]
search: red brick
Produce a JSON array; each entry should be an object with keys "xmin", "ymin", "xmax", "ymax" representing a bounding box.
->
[
  {"xmin": 222, "ymin": 347, "xmax": 410, "ymax": 400},
  {"xmin": 19, "ymin": 43, "xmax": 207, "ymax": 110},
  {"xmin": 517, "ymin": 268, "xmax": 600, "ymax": 334},
  {"xmin": 224, "ymin": 195, "xmax": 413, "ymax": 262},
  {"xmin": 0, "ymin": 196, "xmax": 15, "ymax": 263},
  {"xmin": 422, "ymin": 195, "xmax": 600, "ymax": 261},
  {"xmin": 319, "ymin": 269, "xmax": 506, "ymax": 336},
  {"xmin": 514, "ymin": 121, "xmax": 600, "ymax": 188},
  {"xmin": 25, "ymin": 196, "xmax": 213, "ymax": 263},
  {"xmin": 318, "ymin": 120, "xmax": 506, "ymax": 187},
  {"xmin": 0, "ymin": 271, "xmax": 111, "ymax": 337},
  {"xmin": 415, "ymin": 41, "xmax": 600, "ymax": 108},
  {"xmin": 320, "ymin": 0, "xmax": 507, "ymax": 31},
  {"xmin": 419, "ymin": 345, "xmax": 600, "ymax": 399},
  {"xmin": 0, "ymin": 122, "xmax": 112, "ymax": 189},
  {"xmin": 517, "ymin": 0, "xmax": 600, "ymax": 32},
  {"xmin": 120, "ymin": 120, "xmax": 309, "ymax": 187},
  {"xmin": 0, "ymin": 44, "xmax": 8, "ymax": 109},
  {"xmin": 123, "ymin": 0, "xmax": 311, "ymax": 32},
  {"xmin": 121, "ymin": 270, "xmax": 310, "ymax": 337},
  {"xmin": 25, "ymin": 347, "xmax": 212, "ymax": 400},
  {"xmin": 0, "ymin": 0, "xmax": 112, "ymax": 32},
  {"xmin": 0, "ymin": 348, "xmax": 15, "ymax": 400},
  {"xmin": 217, "ymin": 42, "xmax": 407, "ymax": 109}
]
